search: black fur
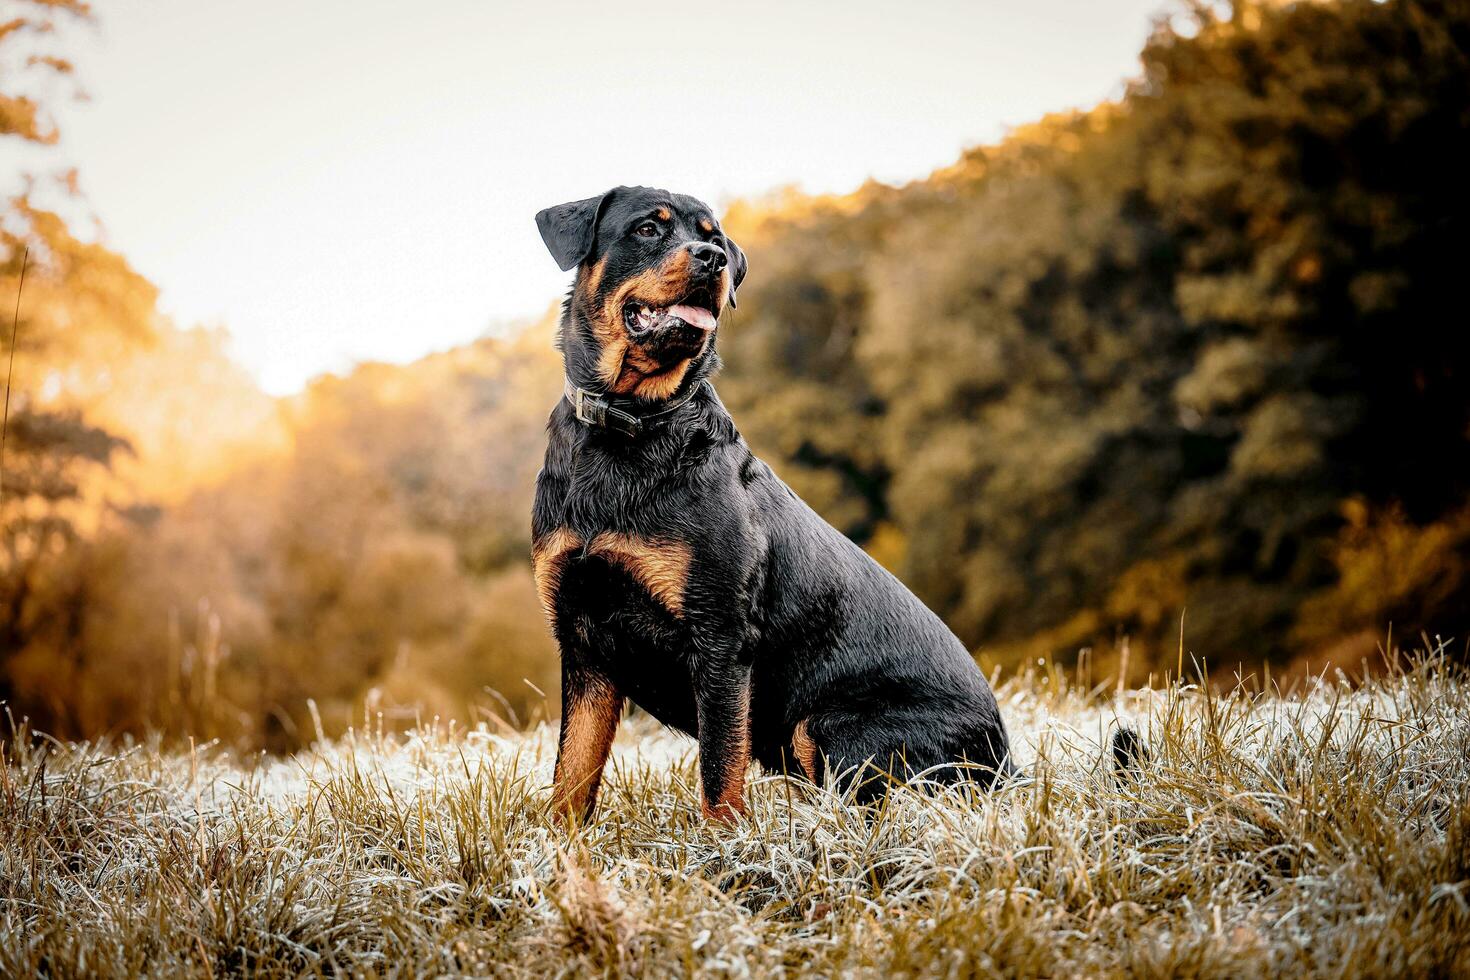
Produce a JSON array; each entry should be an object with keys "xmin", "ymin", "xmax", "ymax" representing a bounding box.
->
[
  {"xmin": 533, "ymin": 186, "xmax": 1013, "ymax": 822},
  {"xmin": 1110, "ymin": 726, "xmax": 1149, "ymax": 782},
  {"xmin": 535, "ymin": 192, "xmax": 613, "ymax": 271}
]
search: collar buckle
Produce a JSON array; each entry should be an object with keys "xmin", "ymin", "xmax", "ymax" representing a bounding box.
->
[{"xmin": 572, "ymin": 387, "xmax": 594, "ymax": 426}]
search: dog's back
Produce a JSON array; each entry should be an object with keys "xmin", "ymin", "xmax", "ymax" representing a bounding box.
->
[{"xmin": 743, "ymin": 463, "xmax": 1014, "ymax": 793}]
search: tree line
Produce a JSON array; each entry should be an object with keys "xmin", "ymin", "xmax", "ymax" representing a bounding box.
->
[
  {"xmin": 718, "ymin": 0, "xmax": 1470, "ymax": 681},
  {"xmin": 3, "ymin": 0, "xmax": 1467, "ymax": 747}
]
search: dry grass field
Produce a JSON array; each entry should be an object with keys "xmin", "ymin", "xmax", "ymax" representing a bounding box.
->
[{"xmin": 3, "ymin": 646, "xmax": 1469, "ymax": 978}]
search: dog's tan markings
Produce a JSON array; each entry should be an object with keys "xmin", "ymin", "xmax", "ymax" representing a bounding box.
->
[
  {"xmin": 532, "ymin": 528, "xmax": 584, "ymax": 619},
  {"xmin": 587, "ymin": 532, "xmax": 692, "ymax": 617},
  {"xmin": 660, "ymin": 247, "xmax": 694, "ymax": 288},
  {"xmin": 569, "ymin": 258, "xmax": 626, "ymax": 389},
  {"xmin": 552, "ymin": 675, "xmax": 623, "ymax": 822},
  {"xmin": 603, "ymin": 252, "xmax": 696, "ymax": 324},
  {"xmin": 591, "ymin": 250, "xmax": 720, "ymax": 397},
  {"xmin": 594, "ymin": 265, "xmax": 673, "ymax": 389},
  {"xmin": 656, "ymin": 206, "xmax": 671, "ymax": 221},
  {"xmin": 791, "ymin": 719, "xmax": 818, "ymax": 781},
  {"xmin": 617, "ymin": 328, "xmax": 706, "ymax": 400},
  {"xmin": 703, "ymin": 684, "xmax": 752, "ymax": 822},
  {"xmin": 623, "ymin": 357, "xmax": 695, "ymax": 400},
  {"xmin": 596, "ymin": 335, "xmax": 630, "ymax": 389},
  {"xmin": 580, "ymin": 256, "xmax": 606, "ymax": 297},
  {"xmin": 699, "ymin": 218, "xmax": 714, "ymax": 233}
]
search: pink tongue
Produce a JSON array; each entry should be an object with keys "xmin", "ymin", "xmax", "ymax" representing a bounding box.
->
[{"xmin": 668, "ymin": 304, "xmax": 717, "ymax": 331}]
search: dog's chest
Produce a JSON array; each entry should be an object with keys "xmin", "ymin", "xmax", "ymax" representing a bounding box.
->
[
  {"xmin": 533, "ymin": 526, "xmax": 691, "ymax": 615},
  {"xmin": 533, "ymin": 433, "xmax": 703, "ymax": 621},
  {"xmin": 534, "ymin": 526, "xmax": 700, "ymax": 729}
]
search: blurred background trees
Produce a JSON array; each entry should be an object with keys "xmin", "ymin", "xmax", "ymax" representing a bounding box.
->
[
  {"xmin": 3, "ymin": 0, "xmax": 1469, "ymax": 746},
  {"xmin": 722, "ymin": 0, "xmax": 1470, "ymax": 681}
]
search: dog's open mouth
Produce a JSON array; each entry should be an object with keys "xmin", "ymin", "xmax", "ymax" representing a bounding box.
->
[{"xmin": 623, "ymin": 287, "xmax": 718, "ymax": 335}]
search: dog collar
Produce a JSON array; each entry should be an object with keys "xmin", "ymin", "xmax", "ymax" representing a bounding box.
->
[{"xmin": 563, "ymin": 378, "xmax": 708, "ymax": 438}]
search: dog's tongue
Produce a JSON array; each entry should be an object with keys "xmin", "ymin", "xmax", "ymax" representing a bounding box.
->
[{"xmin": 668, "ymin": 304, "xmax": 717, "ymax": 331}]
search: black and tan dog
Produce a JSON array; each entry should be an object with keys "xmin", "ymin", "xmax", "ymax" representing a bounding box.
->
[{"xmin": 533, "ymin": 185, "xmax": 1014, "ymax": 823}]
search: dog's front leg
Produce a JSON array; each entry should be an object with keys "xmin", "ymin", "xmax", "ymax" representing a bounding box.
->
[
  {"xmin": 551, "ymin": 662, "xmax": 623, "ymax": 825},
  {"xmin": 693, "ymin": 662, "xmax": 752, "ymax": 823}
]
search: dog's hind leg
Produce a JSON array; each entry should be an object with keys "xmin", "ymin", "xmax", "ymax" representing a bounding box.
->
[{"xmin": 799, "ymin": 710, "xmax": 997, "ymax": 803}]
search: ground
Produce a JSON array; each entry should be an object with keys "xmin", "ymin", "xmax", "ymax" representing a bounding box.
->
[{"xmin": 3, "ymin": 651, "xmax": 1469, "ymax": 978}]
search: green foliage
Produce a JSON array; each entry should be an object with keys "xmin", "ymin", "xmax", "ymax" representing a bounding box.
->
[{"xmin": 721, "ymin": 0, "xmax": 1470, "ymax": 672}]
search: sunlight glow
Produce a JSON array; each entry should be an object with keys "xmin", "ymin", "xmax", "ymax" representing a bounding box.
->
[{"xmin": 32, "ymin": 0, "xmax": 1164, "ymax": 394}]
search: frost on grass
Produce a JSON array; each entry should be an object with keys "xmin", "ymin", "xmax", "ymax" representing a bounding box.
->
[{"xmin": 3, "ymin": 651, "xmax": 1469, "ymax": 978}]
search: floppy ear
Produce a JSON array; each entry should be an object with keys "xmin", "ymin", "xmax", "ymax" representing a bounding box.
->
[
  {"xmin": 724, "ymin": 236, "xmax": 748, "ymax": 309},
  {"xmin": 535, "ymin": 190, "xmax": 614, "ymax": 271}
]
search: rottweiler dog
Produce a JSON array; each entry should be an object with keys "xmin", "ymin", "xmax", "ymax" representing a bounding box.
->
[{"xmin": 533, "ymin": 185, "xmax": 1014, "ymax": 823}]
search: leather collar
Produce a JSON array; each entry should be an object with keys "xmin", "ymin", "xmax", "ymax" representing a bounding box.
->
[{"xmin": 563, "ymin": 378, "xmax": 708, "ymax": 438}]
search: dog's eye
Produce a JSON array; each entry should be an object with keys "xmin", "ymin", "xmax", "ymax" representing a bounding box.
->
[{"xmin": 634, "ymin": 221, "xmax": 659, "ymax": 238}]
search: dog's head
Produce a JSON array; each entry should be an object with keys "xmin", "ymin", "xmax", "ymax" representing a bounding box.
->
[{"xmin": 536, "ymin": 186, "xmax": 747, "ymax": 401}]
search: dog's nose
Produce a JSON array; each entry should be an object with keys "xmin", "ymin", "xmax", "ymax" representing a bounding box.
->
[{"xmin": 689, "ymin": 242, "xmax": 728, "ymax": 275}]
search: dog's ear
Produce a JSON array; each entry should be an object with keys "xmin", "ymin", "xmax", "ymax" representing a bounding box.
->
[
  {"xmin": 535, "ymin": 189, "xmax": 615, "ymax": 271},
  {"xmin": 724, "ymin": 236, "xmax": 748, "ymax": 309}
]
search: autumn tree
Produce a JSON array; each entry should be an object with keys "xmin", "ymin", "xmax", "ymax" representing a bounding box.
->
[{"xmin": 721, "ymin": 0, "xmax": 1470, "ymax": 675}]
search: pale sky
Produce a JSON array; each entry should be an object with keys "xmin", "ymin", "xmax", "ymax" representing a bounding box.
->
[{"xmin": 21, "ymin": 0, "xmax": 1166, "ymax": 394}]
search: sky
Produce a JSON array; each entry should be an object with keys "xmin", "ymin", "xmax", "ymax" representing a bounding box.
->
[{"xmin": 24, "ymin": 0, "xmax": 1167, "ymax": 394}]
